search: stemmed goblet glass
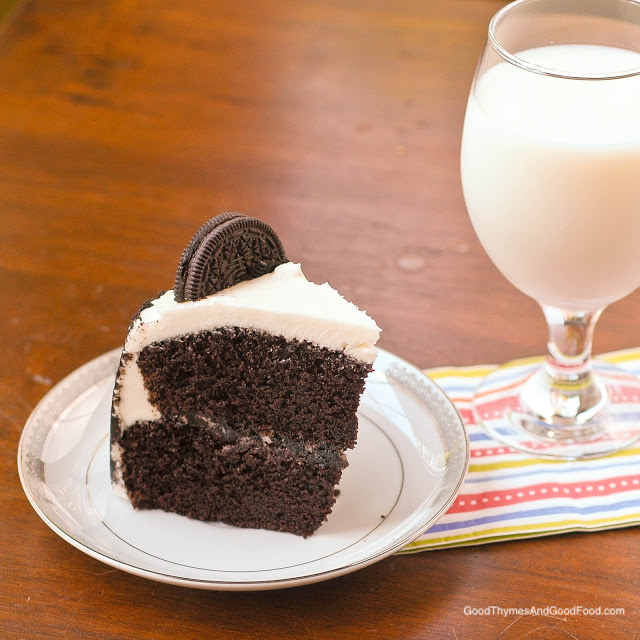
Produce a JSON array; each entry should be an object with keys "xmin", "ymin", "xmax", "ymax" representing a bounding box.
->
[{"xmin": 461, "ymin": 0, "xmax": 640, "ymax": 458}]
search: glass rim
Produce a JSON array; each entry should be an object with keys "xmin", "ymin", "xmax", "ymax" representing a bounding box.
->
[{"xmin": 488, "ymin": 0, "xmax": 640, "ymax": 80}]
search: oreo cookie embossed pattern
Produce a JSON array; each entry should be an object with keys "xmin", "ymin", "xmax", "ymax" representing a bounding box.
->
[{"xmin": 174, "ymin": 213, "xmax": 288, "ymax": 302}]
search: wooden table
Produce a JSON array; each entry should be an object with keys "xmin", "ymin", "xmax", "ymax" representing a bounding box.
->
[{"xmin": 2, "ymin": 1, "xmax": 638, "ymax": 638}]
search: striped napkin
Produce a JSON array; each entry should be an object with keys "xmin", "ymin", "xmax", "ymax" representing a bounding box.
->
[{"xmin": 401, "ymin": 348, "xmax": 640, "ymax": 552}]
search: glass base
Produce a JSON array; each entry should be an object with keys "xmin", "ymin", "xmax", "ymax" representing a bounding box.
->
[{"xmin": 473, "ymin": 358, "xmax": 640, "ymax": 460}]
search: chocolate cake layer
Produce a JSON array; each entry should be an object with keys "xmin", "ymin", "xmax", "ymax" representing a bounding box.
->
[
  {"xmin": 120, "ymin": 415, "xmax": 347, "ymax": 537},
  {"xmin": 135, "ymin": 327, "xmax": 372, "ymax": 450}
]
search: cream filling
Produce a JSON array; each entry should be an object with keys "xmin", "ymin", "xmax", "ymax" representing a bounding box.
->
[{"xmin": 115, "ymin": 262, "xmax": 381, "ymax": 428}]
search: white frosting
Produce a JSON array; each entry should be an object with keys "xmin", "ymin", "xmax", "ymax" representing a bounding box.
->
[
  {"xmin": 115, "ymin": 262, "xmax": 380, "ymax": 428},
  {"xmin": 117, "ymin": 354, "xmax": 161, "ymax": 425}
]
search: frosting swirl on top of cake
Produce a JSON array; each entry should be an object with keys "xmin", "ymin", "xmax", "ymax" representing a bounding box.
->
[{"xmin": 126, "ymin": 262, "xmax": 380, "ymax": 363}]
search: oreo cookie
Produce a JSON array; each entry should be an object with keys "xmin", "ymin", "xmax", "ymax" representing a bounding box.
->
[{"xmin": 174, "ymin": 213, "xmax": 288, "ymax": 302}]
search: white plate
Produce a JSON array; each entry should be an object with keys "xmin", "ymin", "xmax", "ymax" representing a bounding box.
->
[{"xmin": 18, "ymin": 348, "xmax": 469, "ymax": 590}]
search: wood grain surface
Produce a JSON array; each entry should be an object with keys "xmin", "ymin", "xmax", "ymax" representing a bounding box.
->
[{"xmin": 1, "ymin": 1, "xmax": 639, "ymax": 638}]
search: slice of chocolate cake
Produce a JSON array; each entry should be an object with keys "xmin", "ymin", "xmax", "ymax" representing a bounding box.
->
[{"xmin": 110, "ymin": 213, "xmax": 380, "ymax": 537}]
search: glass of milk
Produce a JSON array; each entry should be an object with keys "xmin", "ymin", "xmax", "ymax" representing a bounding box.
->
[{"xmin": 461, "ymin": 0, "xmax": 640, "ymax": 458}]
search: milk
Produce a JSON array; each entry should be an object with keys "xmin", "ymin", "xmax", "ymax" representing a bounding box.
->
[{"xmin": 461, "ymin": 45, "xmax": 640, "ymax": 311}]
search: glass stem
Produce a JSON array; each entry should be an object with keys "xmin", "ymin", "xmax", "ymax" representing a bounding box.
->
[
  {"xmin": 531, "ymin": 304, "xmax": 607, "ymax": 425},
  {"xmin": 541, "ymin": 304, "xmax": 601, "ymax": 384}
]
